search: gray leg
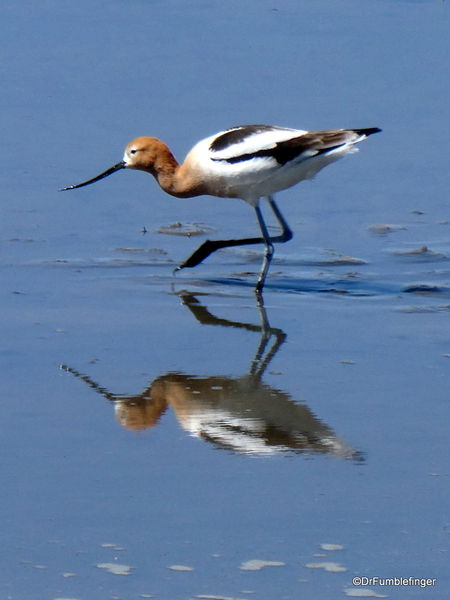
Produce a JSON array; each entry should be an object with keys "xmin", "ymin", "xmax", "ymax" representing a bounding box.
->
[
  {"xmin": 254, "ymin": 205, "xmax": 274, "ymax": 292},
  {"xmin": 266, "ymin": 195, "xmax": 293, "ymax": 242},
  {"xmin": 175, "ymin": 195, "xmax": 294, "ymax": 293}
]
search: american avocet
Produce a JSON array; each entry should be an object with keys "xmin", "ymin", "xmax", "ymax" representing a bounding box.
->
[{"xmin": 61, "ymin": 124, "xmax": 381, "ymax": 291}]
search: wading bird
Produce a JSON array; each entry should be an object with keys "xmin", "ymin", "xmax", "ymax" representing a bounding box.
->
[{"xmin": 60, "ymin": 124, "xmax": 380, "ymax": 292}]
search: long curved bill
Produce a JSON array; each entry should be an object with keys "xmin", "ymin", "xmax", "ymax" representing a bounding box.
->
[{"xmin": 59, "ymin": 161, "xmax": 126, "ymax": 191}]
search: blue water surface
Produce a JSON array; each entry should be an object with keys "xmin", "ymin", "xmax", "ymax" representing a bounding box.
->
[{"xmin": 1, "ymin": 0, "xmax": 449, "ymax": 599}]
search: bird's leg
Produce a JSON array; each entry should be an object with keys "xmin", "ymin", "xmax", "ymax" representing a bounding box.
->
[
  {"xmin": 174, "ymin": 236, "xmax": 265, "ymax": 271},
  {"xmin": 254, "ymin": 205, "xmax": 274, "ymax": 292},
  {"xmin": 266, "ymin": 195, "xmax": 293, "ymax": 243},
  {"xmin": 174, "ymin": 196, "xmax": 293, "ymax": 278}
]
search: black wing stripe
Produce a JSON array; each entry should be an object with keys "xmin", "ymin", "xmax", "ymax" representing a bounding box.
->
[
  {"xmin": 212, "ymin": 147, "xmax": 285, "ymax": 165},
  {"xmin": 210, "ymin": 125, "xmax": 288, "ymax": 152},
  {"xmin": 211, "ymin": 143, "xmax": 336, "ymax": 166}
]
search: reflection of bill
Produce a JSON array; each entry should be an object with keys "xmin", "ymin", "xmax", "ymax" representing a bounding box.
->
[{"xmin": 61, "ymin": 294, "xmax": 363, "ymax": 460}]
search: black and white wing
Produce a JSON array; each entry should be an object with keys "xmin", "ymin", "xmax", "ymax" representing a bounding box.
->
[
  {"xmin": 188, "ymin": 124, "xmax": 380, "ymax": 202},
  {"xmin": 208, "ymin": 124, "xmax": 380, "ymax": 166}
]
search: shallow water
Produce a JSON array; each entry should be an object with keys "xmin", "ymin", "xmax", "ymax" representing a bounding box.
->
[{"xmin": 1, "ymin": 0, "xmax": 450, "ymax": 599}]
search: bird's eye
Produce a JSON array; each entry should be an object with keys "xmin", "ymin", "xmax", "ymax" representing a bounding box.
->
[{"xmin": 129, "ymin": 148, "xmax": 138, "ymax": 155}]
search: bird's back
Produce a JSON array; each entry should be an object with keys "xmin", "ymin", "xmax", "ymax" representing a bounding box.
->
[{"xmin": 182, "ymin": 125, "xmax": 379, "ymax": 204}]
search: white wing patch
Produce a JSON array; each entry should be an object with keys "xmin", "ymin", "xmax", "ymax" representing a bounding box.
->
[{"xmin": 208, "ymin": 126, "xmax": 307, "ymax": 162}]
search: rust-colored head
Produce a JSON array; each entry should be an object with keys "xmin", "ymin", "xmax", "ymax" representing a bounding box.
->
[
  {"xmin": 59, "ymin": 136, "xmax": 175, "ymax": 191},
  {"xmin": 123, "ymin": 136, "xmax": 172, "ymax": 174}
]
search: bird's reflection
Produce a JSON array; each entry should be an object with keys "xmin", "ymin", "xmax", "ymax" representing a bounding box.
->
[{"xmin": 62, "ymin": 293, "xmax": 363, "ymax": 461}]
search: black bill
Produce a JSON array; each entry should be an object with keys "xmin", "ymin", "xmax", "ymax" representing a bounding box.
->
[{"xmin": 59, "ymin": 161, "xmax": 126, "ymax": 191}]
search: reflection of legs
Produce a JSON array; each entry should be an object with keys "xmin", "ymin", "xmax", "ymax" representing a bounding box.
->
[
  {"xmin": 251, "ymin": 290, "xmax": 287, "ymax": 375},
  {"xmin": 174, "ymin": 195, "xmax": 293, "ymax": 282},
  {"xmin": 177, "ymin": 291, "xmax": 287, "ymax": 377}
]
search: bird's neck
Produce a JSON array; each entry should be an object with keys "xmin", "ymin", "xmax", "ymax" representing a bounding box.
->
[{"xmin": 149, "ymin": 147, "xmax": 204, "ymax": 199}]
